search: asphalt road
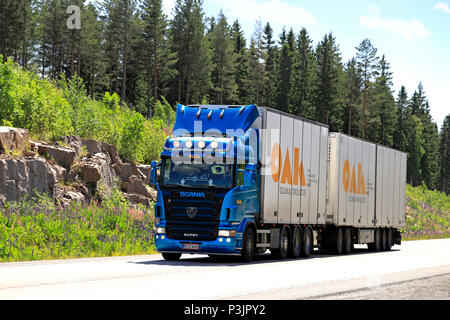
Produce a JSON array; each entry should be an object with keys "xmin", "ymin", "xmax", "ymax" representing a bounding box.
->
[{"xmin": 0, "ymin": 239, "xmax": 449, "ymax": 300}]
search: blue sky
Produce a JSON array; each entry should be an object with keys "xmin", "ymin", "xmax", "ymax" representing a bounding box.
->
[{"xmin": 162, "ymin": 0, "xmax": 449, "ymax": 127}]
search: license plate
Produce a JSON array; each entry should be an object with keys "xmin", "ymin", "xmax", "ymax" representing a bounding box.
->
[{"xmin": 182, "ymin": 243, "xmax": 200, "ymax": 251}]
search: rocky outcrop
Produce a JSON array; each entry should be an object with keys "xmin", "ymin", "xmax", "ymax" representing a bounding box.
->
[
  {"xmin": 31, "ymin": 140, "xmax": 77, "ymax": 170},
  {"xmin": 0, "ymin": 158, "xmax": 59, "ymax": 202},
  {"xmin": 0, "ymin": 127, "xmax": 157, "ymax": 208},
  {"xmin": 0, "ymin": 127, "xmax": 29, "ymax": 154}
]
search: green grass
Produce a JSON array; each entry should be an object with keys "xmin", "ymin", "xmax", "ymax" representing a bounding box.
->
[
  {"xmin": 0, "ymin": 191, "xmax": 156, "ymax": 262},
  {"xmin": 402, "ymin": 184, "xmax": 450, "ymax": 241}
]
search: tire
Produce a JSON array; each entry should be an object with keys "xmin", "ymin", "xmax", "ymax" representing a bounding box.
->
[
  {"xmin": 290, "ymin": 227, "xmax": 302, "ymax": 258},
  {"xmin": 272, "ymin": 226, "xmax": 290, "ymax": 260},
  {"xmin": 368, "ymin": 228, "xmax": 381, "ymax": 252},
  {"xmin": 241, "ymin": 227, "xmax": 256, "ymax": 262},
  {"xmin": 301, "ymin": 227, "xmax": 313, "ymax": 257},
  {"xmin": 343, "ymin": 228, "xmax": 353, "ymax": 254},
  {"xmin": 334, "ymin": 228, "xmax": 344, "ymax": 255},
  {"xmin": 162, "ymin": 252, "xmax": 182, "ymax": 261},
  {"xmin": 387, "ymin": 228, "xmax": 393, "ymax": 251},
  {"xmin": 381, "ymin": 229, "xmax": 388, "ymax": 251}
]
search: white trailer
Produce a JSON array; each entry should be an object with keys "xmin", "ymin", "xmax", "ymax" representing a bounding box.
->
[{"xmin": 255, "ymin": 109, "xmax": 406, "ymax": 258}]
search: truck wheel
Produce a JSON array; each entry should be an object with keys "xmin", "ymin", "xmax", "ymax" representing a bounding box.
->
[
  {"xmin": 272, "ymin": 226, "xmax": 290, "ymax": 260},
  {"xmin": 387, "ymin": 228, "xmax": 393, "ymax": 251},
  {"xmin": 301, "ymin": 227, "xmax": 313, "ymax": 257},
  {"xmin": 290, "ymin": 227, "xmax": 302, "ymax": 258},
  {"xmin": 241, "ymin": 227, "xmax": 256, "ymax": 262},
  {"xmin": 381, "ymin": 229, "xmax": 388, "ymax": 251},
  {"xmin": 343, "ymin": 228, "xmax": 353, "ymax": 254},
  {"xmin": 368, "ymin": 228, "xmax": 381, "ymax": 252},
  {"xmin": 162, "ymin": 253, "xmax": 182, "ymax": 261}
]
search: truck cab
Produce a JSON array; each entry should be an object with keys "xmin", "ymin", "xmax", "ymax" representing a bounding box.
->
[{"xmin": 151, "ymin": 105, "xmax": 261, "ymax": 261}]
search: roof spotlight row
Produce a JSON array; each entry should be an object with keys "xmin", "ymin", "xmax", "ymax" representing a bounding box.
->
[{"xmin": 172, "ymin": 140, "xmax": 219, "ymax": 149}]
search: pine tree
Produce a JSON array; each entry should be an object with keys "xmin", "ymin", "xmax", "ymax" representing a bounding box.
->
[
  {"xmin": 142, "ymin": 0, "xmax": 168, "ymax": 103},
  {"xmin": 356, "ymin": 39, "xmax": 378, "ymax": 139},
  {"xmin": 170, "ymin": 0, "xmax": 210, "ymax": 104}
]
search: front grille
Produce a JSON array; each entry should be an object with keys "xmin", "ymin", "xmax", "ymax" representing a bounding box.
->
[{"xmin": 164, "ymin": 190, "xmax": 223, "ymax": 241}]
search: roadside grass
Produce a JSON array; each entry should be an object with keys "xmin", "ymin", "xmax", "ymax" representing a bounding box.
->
[
  {"xmin": 401, "ymin": 184, "xmax": 450, "ymax": 241},
  {"xmin": 0, "ymin": 191, "xmax": 156, "ymax": 262}
]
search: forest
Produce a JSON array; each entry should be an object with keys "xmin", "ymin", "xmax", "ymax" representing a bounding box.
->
[{"xmin": 0, "ymin": 0, "xmax": 448, "ymax": 194}]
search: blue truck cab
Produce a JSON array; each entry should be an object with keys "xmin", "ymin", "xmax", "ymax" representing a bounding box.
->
[{"xmin": 150, "ymin": 104, "xmax": 261, "ymax": 262}]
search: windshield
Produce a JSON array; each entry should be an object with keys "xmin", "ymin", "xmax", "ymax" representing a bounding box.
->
[{"xmin": 162, "ymin": 159, "xmax": 234, "ymax": 189}]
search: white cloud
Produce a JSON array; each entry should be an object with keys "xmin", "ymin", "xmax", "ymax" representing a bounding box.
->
[
  {"xmin": 162, "ymin": 0, "xmax": 177, "ymax": 18},
  {"xmin": 434, "ymin": 2, "xmax": 450, "ymax": 13},
  {"xmin": 360, "ymin": 5, "xmax": 431, "ymax": 40}
]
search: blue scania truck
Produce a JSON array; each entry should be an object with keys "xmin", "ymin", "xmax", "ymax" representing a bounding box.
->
[{"xmin": 150, "ymin": 104, "xmax": 406, "ymax": 262}]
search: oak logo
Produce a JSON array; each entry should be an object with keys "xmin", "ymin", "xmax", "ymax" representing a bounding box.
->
[
  {"xmin": 271, "ymin": 143, "xmax": 306, "ymax": 186},
  {"xmin": 343, "ymin": 160, "xmax": 366, "ymax": 195}
]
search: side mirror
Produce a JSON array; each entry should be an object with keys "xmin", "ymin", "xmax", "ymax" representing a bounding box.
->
[
  {"xmin": 150, "ymin": 161, "xmax": 159, "ymax": 186},
  {"xmin": 243, "ymin": 163, "xmax": 257, "ymax": 187}
]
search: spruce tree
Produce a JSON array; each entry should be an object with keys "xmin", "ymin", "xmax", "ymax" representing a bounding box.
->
[
  {"xmin": 439, "ymin": 115, "xmax": 450, "ymax": 194},
  {"xmin": 292, "ymin": 28, "xmax": 315, "ymax": 119},
  {"xmin": 314, "ymin": 33, "xmax": 344, "ymax": 131},
  {"xmin": 393, "ymin": 86, "xmax": 409, "ymax": 152},
  {"xmin": 262, "ymin": 22, "xmax": 277, "ymax": 108},
  {"xmin": 343, "ymin": 58, "xmax": 362, "ymax": 136}
]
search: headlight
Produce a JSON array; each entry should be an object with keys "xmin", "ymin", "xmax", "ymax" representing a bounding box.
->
[
  {"xmin": 156, "ymin": 227, "xmax": 166, "ymax": 234},
  {"xmin": 218, "ymin": 230, "xmax": 236, "ymax": 237},
  {"xmin": 210, "ymin": 141, "xmax": 218, "ymax": 149},
  {"xmin": 198, "ymin": 141, "xmax": 206, "ymax": 149},
  {"xmin": 173, "ymin": 140, "xmax": 180, "ymax": 148},
  {"xmin": 185, "ymin": 140, "xmax": 193, "ymax": 148}
]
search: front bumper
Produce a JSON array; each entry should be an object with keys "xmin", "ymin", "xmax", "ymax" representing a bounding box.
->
[{"xmin": 155, "ymin": 234, "xmax": 241, "ymax": 255}]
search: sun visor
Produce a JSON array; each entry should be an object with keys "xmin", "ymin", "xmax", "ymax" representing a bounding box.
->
[{"xmin": 172, "ymin": 105, "xmax": 259, "ymax": 136}]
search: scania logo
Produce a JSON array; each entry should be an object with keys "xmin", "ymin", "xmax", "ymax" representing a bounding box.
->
[
  {"xmin": 186, "ymin": 207, "xmax": 198, "ymax": 219},
  {"xmin": 180, "ymin": 192, "xmax": 206, "ymax": 198}
]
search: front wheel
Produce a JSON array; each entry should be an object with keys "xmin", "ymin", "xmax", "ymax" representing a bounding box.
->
[
  {"xmin": 241, "ymin": 227, "xmax": 256, "ymax": 262},
  {"xmin": 162, "ymin": 252, "xmax": 182, "ymax": 261}
]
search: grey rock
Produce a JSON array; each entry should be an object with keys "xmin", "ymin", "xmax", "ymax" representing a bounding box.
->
[{"xmin": 0, "ymin": 127, "xmax": 29, "ymax": 154}]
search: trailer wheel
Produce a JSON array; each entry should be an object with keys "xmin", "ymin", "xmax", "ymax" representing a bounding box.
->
[
  {"xmin": 381, "ymin": 228, "xmax": 388, "ymax": 251},
  {"xmin": 272, "ymin": 226, "xmax": 290, "ymax": 260},
  {"xmin": 301, "ymin": 227, "xmax": 313, "ymax": 257},
  {"xmin": 343, "ymin": 228, "xmax": 353, "ymax": 254},
  {"xmin": 368, "ymin": 228, "xmax": 381, "ymax": 252},
  {"xmin": 387, "ymin": 228, "xmax": 393, "ymax": 251},
  {"xmin": 334, "ymin": 228, "xmax": 344, "ymax": 255},
  {"xmin": 241, "ymin": 227, "xmax": 256, "ymax": 263},
  {"xmin": 162, "ymin": 253, "xmax": 182, "ymax": 261},
  {"xmin": 290, "ymin": 227, "xmax": 302, "ymax": 258}
]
